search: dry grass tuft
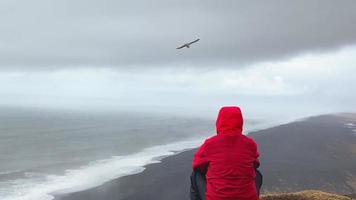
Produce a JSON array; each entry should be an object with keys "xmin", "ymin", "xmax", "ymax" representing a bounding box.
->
[{"xmin": 261, "ymin": 190, "xmax": 354, "ymax": 200}]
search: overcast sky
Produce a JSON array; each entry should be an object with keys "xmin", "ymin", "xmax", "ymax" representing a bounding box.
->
[{"xmin": 0, "ymin": 0, "xmax": 356, "ymax": 121}]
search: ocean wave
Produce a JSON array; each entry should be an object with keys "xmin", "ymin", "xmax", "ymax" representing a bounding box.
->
[
  {"xmin": 344, "ymin": 123, "xmax": 355, "ymax": 127},
  {"xmin": 0, "ymin": 138, "xmax": 204, "ymax": 200},
  {"xmin": 343, "ymin": 123, "xmax": 356, "ymax": 135}
]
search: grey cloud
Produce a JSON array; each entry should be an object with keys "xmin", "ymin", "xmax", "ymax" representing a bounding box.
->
[{"xmin": 0, "ymin": 0, "xmax": 356, "ymax": 69}]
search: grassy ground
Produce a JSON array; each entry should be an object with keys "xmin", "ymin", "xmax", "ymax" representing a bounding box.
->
[{"xmin": 261, "ymin": 190, "xmax": 355, "ymax": 200}]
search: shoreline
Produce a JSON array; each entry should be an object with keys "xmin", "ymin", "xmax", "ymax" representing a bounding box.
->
[
  {"xmin": 50, "ymin": 119, "xmax": 289, "ymax": 200},
  {"xmin": 54, "ymin": 114, "xmax": 356, "ymax": 200},
  {"xmin": 54, "ymin": 149, "xmax": 197, "ymax": 200},
  {"xmin": 51, "ymin": 119, "xmax": 285, "ymax": 200}
]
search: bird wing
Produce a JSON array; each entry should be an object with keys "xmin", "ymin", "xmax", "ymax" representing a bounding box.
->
[
  {"xmin": 176, "ymin": 44, "xmax": 187, "ymax": 49},
  {"xmin": 188, "ymin": 39, "xmax": 200, "ymax": 45}
]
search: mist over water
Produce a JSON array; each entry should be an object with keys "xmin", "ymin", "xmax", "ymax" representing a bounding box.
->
[{"xmin": 0, "ymin": 107, "xmax": 213, "ymax": 174}]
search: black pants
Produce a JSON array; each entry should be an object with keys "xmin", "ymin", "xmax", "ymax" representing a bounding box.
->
[{"xmin": 190, "ymin": 169, "xmax": 263, "ymax": 200}]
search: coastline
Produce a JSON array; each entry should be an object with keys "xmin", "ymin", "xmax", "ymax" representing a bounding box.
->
[
  {"xmin": 54, "ymin": 149, "xmax": 196, "ymax": 200},
  {"xmin": 54, "ymin": 114, "xmax": 356, "ymax": 200}
]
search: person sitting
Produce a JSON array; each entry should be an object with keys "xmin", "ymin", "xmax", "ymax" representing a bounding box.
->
[{"xmin": 190, "ymin": 106, "xmax": 262, "ymax": 200}]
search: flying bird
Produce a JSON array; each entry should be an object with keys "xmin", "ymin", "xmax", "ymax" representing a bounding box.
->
[{"xmin": 176, "ymin": 39, "xmax": 200, "ymax": 49}]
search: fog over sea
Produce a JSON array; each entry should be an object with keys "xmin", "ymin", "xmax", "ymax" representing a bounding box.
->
[{"xmin": 0, "ymin": 107, "xmax": 278, "ymax": 200}]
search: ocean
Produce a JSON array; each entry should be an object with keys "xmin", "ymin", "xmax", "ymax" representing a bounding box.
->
[{"xmin": 0, "ymin": 107, "xmax": 268, "ymax": 200}]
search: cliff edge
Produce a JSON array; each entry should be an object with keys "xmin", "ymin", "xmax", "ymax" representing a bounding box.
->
[{"xmin": 261, "ymin": 190, "xmax": 355, "ymax": 200}]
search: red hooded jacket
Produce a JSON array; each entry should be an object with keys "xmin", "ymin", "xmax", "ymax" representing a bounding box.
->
[{"xmin": 193, "ymin": 106, "xmax": 260, "ymax": 200}]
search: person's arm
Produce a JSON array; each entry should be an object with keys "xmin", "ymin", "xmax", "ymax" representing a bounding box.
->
[
  {"xmin": 192, "ymin": 140, "xmax": 209, "ymax": 171},
  {"xmin": 254, "ymin": 155, "xmax": 260, "ymax": 169},
  {"xmin": 252, "ymin": 140, "xmax": 260, "ymax": 169}
]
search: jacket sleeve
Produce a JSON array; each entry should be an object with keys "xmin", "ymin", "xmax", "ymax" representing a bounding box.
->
[
  {"xmin": 192, "ymin": 140, "xmax": 209, "ymax": 170},
  {"xmin": 252, "ymin": 140, "xmax": 260, "ymax": 168}
]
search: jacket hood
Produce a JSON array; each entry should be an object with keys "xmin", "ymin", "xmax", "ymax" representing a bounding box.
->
[{"xmin": 216, "ymin": 106, "xmax": 243, "ymax": 135}]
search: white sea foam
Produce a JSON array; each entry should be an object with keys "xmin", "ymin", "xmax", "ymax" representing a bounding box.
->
[
  {"xmin": 344, "ymin": 123, "xmax": 355, "ymax": 127},
  {"xmin": 1, "ymin": 138, "xmax": 205, "ymax": 200},
  {"xmin": 343, "ymin": 123, "xmax": 356, "ymax": 135},
  {"xmin": 245, "ymin": 116, "xmax": 302, "ymax": 135}
]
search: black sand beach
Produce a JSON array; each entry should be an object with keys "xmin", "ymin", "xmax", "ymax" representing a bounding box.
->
[{"xmin": 55, "ymin": 114, "xmax": 356, "ymax": 200}]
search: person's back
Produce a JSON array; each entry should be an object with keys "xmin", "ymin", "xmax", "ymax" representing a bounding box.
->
[{"xmin": 192, "ymin": 106, "xmax": 260, "ymax": 200}]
